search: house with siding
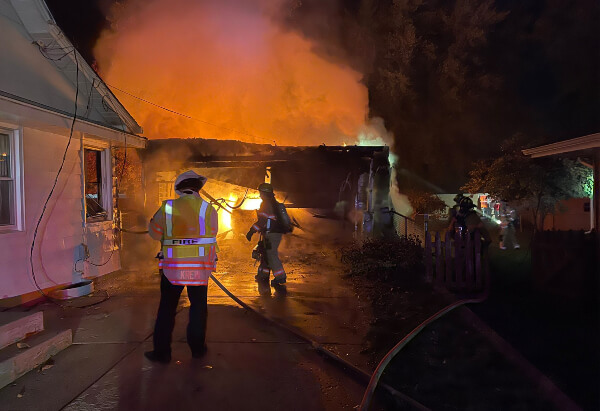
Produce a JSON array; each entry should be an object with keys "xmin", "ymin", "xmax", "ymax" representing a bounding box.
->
[{"xmin": 0, "ymin": 0, "xmax": 146, "ymax": 304}]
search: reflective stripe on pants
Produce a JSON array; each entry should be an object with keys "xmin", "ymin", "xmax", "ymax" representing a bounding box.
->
[{"xmin": 264, "ymin": 232, "xmax": 285, "ymax": 278}]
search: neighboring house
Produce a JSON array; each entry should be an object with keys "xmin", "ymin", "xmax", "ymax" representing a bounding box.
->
[
  {"xmin": 523, "ymin": 132, "xmax": 599, "ymax": 231},
  {"xmin": 522, "ymin": 134, "xmax": 598, "ymax": 301},
  {"xmin": 0, "ymin": 0, "xmax": 146, "ymax": 304},
  {"xmin": 542, "ymin": 198, "xmax": 591, "ymax": 231}
]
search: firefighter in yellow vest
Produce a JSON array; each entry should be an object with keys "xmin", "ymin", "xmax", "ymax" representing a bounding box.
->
[
  {"xmin": 145, "ymin": 170, "xmax": 218, "ymax": 363},
  {"xmin": 246, "ymin": 183, "xmax": 287, "ymax": 287}
]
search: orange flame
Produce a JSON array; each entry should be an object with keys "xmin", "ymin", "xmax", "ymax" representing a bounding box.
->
[
  {"xmin": 217, "ymin": 194, "xmax": 262, "ymax": 232},
  {"xmin": 94, "ymin": 0, "xmax": 368, "ymax": 145}
]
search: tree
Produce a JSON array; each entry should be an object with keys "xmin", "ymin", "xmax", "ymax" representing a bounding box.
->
[
  {"xmin": 405, "ymin": 189, "xmax": 447, "ymax": 218},
  {"xmin": 461, "ymin": 136, "xmax": 592, "ymax": 230},
  {"xmin": 365, "ymin": 0, "xmax": 509, "ymax": 190}
]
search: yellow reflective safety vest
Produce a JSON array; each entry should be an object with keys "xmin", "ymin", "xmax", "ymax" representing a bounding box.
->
[{"xmin": 150, "ymin": 194, "xmax": 218, "ymax": 286}]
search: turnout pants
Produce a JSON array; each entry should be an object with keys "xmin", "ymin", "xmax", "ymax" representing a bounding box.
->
[
  {"xmin": 153, "ymin": 271, "xmax": 208, "ymax": 356},
  {"xmin": 257, "ymin": 233, "xmax": 286, "ymax": 281}
]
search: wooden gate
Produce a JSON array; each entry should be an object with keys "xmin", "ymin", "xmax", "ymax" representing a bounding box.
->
[{"xmin": 424, "ymin": 230, "xmax": 490, "ymax": 293}]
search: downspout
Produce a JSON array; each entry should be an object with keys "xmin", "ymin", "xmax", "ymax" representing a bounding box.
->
[{"xmin": 77, "ymin": 131, "xmax": 87, "ymax": 280}]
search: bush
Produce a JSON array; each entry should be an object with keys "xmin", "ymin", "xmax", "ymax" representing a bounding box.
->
[{"xmin": 341, "ymin": 235, "xmax": 424, "ymax": 283}]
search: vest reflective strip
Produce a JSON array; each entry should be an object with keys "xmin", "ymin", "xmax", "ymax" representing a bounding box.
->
[
  {"xmin": 198, "ymin": 201, "xmax": 209, "ymax": 236},
  {"xmin": 167, "ymin": 248, "xmax": 173, "ymax": 258},
  {"xmin": 163, "ymin": 238, "xmax": 216, "ymax": 246},
  {"xmin": 165, "ymin": 200, "xmax": 173, "ymax": 237},
  {"xmin": 170, "ymin": 280, "xmax": 208, "ymax": 286},
  {"xmin": 198, "ymin": 247, "xmax": 205, "ymax": 257}
]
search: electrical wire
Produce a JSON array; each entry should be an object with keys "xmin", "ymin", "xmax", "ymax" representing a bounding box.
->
[
  {"xmin": 30, "ymin": 46, "xmax": 111, "ymax": 308},
  {"xmin": 106, "ymin": 83, "xmax": 272, "ymax": 143},
  {"xmin": 29, "ymin": 49, "xmax": 80, "ymax": 306}
]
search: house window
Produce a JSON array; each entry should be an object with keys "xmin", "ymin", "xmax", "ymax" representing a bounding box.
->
[
  {"xmin": 84, "ymin": 148, "xmax": 110, "ymax": 221},
  {"xmin": 0, "ymin": 129, "xmax": 22, "ymax": 230}
]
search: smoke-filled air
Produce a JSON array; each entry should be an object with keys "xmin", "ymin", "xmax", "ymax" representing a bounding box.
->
[{"xmin": 94, "ymin": 0, "xmax": 370, "ymax": 145}]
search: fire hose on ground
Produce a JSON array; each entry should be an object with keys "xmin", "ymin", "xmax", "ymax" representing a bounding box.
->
[
  {"xmin": 118, "ymin": 230, "xmax": 483, "ymax": 409},
  {"xmin": 119, "ymin": 196, "xmax": 482, "ymax": 409},
  {"xmin": 358, "ymin": 293, "xmax": 489, "ymax": 410},
  {"xmin": 208, "ymin": 273, "xmax": 431, "ymax": 411}
]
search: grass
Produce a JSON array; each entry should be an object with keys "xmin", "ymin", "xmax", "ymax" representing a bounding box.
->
[{"xmin": 472, "ymin": 225, "xmax": 599, "ymax": 410}]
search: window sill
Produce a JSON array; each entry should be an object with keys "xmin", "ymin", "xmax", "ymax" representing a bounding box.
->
[
  {"xmin": 86, "ymin": 216, "xmax": 109, "ymax": 224},
  {"xmin": 85, "ymin": 219, "xmax": 113, "ymax": 233}
]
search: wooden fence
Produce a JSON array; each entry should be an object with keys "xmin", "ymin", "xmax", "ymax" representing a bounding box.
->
[{"xmin": 424, "ymin": 230, "xmax": 490, "ymax": 294}]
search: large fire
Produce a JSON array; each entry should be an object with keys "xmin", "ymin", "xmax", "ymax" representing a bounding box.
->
[
  {"xmin": 94, "ymin": 0, "xmax": 369, "ymax": 146},
  {"xmin": 219, "ymin": 194, "xmax": 262, "ymax": 232}
]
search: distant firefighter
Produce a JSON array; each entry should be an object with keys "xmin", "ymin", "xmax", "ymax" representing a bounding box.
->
[
  {"xmin": 447, "ymin": 193, "xmax": 465, "ymax": 227},
  {"xmin": 246, "ymin": 183, "xmax": 292, "ymax": 287},
  {"xmin": 145, "ymin": 170, "xmax": 218, "ymax": 363},
  {"xmin": 447, "ymin": 197, "xmax": 491, "ymax": 246},
  {"xmin": 499, "ymin": 202, "xmax": 520, "ymax": 250}
]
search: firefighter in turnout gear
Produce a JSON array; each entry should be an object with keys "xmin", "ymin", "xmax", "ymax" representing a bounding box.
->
[
  {"xmin": 145, "ymin": 170, "xmax": 218, "ymax": 363},
  {"xmin": 447, "ymin": 196, "xmax": 491, "ymax": 247},
  {"xmin": 246, "ymin": 183, "xmax": 287, "ymax": 287}
]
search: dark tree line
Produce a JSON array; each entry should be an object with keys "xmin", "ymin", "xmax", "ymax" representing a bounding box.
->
[{"xmin": 288, "ymin": 0, "xmax": 599, "ymax": 191}]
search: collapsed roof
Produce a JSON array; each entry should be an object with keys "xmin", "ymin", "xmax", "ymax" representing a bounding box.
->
[{"xmin": 143, "ymin": 138, "xmax": 390, "ymax": 208}]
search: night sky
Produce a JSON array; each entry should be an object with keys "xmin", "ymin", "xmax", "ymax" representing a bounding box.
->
[{"xmin": 45, "ymin": 0, "xmax": 599, "ymax": 190}]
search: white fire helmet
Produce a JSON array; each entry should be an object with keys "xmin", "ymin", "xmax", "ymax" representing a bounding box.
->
[{"xmin": 174, "ymin": 170, "xmax": 207, "ymax": 196}]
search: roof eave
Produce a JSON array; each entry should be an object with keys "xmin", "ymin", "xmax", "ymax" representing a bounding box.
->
[{"xmin": 522, "ymin": 133, "xmax": 600, "ymax": 158}]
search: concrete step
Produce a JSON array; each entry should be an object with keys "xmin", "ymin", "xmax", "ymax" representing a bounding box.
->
[
  {"xmin": 0, "ymin": 329, "xmax": 72, "ymax": 390},
  {"xmin": 0, "ymin": 312, "xmax": 44, "ymax": 350}
]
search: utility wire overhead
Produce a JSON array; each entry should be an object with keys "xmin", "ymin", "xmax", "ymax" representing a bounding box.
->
[{"xmin": 107, "ymin": 84, "xmax": 271, "ymax": 143}]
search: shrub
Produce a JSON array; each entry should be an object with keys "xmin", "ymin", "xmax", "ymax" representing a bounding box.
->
[{"xmin": 341, "ymin": 235, "xmax": 423, "ymax": 283}]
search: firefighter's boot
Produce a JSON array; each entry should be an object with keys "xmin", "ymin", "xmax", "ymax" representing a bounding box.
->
[{"xmin": 255, "ymin": 267, "xmax": 270, "ymax": 282}]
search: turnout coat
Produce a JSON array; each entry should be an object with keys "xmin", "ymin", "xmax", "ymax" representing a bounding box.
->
[{"xmin": 149, "ymin": 192, "xmax": 218, "ymax": 286}]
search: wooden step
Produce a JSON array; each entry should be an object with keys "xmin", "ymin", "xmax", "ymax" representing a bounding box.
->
[
  {"xmin": 0, "ymin": 329, "xmax": 72, "ymax": 390},
  {"xmin": 0, "ymin": 312, "xmax": 44, "ymax": 350}
]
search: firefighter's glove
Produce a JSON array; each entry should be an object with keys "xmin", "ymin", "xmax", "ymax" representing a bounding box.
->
[{"xmin": 246, "ymin": 229, "xmax": 254, "ymax": 241}]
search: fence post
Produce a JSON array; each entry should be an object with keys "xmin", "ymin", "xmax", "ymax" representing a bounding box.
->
[
  {"xmin": 445, "ymin": 231, "xmax": 452, "ymax": 287},
  {"xmin": 454, "ymin": 230, "xmax": 463, "ymax": 290},
  {"xmin": 435, "ymin": 232, "xmax": 442, "ymax": 286},
  {"xmin": 475, "ymin": 231, "xmax": 482, "ymax": 291},
  {"xmin": 465, "ymin": 232, "xmax": 474, "ymax": 291},
  {"xmin": 425, "ymin": 231, "xmax": 432, "ymax": 283},
  {"xmin": 482, "ymin": 246, "xmax": 491, "ymax": 295},
  {"xmin": 404, "ymin": 216, "xmax": 408, "ymax": 238}
]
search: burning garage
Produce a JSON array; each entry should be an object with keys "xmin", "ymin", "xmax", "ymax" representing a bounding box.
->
[{"xmin": 138, "ymin": 138, "xmax": 393, "ymax": 239}]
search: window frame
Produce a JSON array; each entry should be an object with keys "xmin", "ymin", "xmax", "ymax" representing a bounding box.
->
[
  {"xmin": 83, "ymin": 144, "xmax": 113, "ymax": 223},
  {"xmin": 0, "ymin": 126, "xmax": 24, "ymax": 232}
]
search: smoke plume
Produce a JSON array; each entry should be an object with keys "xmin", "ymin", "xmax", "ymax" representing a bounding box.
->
[{"xmin": 94, "ymin": 0, "xmax": 370, "ymax": 145}]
